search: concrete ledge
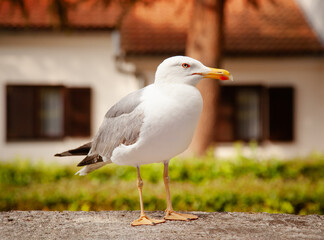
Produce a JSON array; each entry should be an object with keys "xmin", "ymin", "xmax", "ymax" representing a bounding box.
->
[{"xmin": 0, "ymin": 211, "xmax": 323, "ymax": 239}]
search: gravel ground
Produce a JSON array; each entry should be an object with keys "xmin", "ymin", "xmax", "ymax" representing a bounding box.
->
[{"xmin": 0, "ymin": 211, "xmax": 323, "ymax": 240}]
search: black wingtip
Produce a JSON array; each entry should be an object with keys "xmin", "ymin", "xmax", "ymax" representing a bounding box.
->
[
  {"xmin": 77, "ymin": 155, "xmax": 103, "ymax": 167},
  {"xmin": 55, "ymin": 142, "xmax": 92, "ymax": 158},
  {"xmin": 54, "ymin": 151, "xmax": 72, "ymax": 157},
  {"xmin": 77, "ymin": 162, "xmax": 85, "ymax": 167}
]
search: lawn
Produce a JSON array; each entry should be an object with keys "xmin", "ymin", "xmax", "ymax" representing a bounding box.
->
[{"xmin": 0, "ymin": 151, "xmax": 323, "ymax": 215}]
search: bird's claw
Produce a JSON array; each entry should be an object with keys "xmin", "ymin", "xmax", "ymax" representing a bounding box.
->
[
  {"xmin": 131, "ymin": 215, "xmax": 165, "ymax": 226},
  {"xmin": 164, "ymin": 210, "xmax": 198, "ymax": 221}
]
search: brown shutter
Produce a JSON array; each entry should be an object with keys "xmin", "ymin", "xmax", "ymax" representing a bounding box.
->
[
  {"xmin": 268, "ymin": 87, "xmax": 294, "ymax": 141},
  {"xmin": 6, "ymin": 86, "xmax": 36, "ymax": 141},
  {"xmin": 65, "ymin": 87, "xmax": 91, "ymax": 137},
  {"xmin": 216, "ymin": 86, "xmax": 236, "ymax": 142}
]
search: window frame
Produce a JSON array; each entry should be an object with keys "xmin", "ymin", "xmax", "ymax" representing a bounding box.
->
[
  {"xmin": 6, "ymin": 84, "xmax": 91, "ymax": 142},
  {"xmin": 216, "ymin": 84, "xmax": 294, "ymax": 143},
  {"xmin": 216, "ymin": 85, "xmax": 266, "ymax": 143}
]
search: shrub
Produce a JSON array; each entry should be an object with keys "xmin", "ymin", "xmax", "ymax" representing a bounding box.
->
[{"xmin": 0, "ymin": 154, "xmax": 323, "ymax": 214}]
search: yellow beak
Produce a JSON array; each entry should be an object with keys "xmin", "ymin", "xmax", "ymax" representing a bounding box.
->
[{"xmin": 202, "ymin": 67, "xmax": 233, "ymax": 81}]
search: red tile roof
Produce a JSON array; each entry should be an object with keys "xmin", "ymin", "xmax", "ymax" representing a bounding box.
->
[
  {"xmin": 121, "ymin": 0, "xmax": 324, "ymax": 55},
  {"xmin": 120, "ymin": 0, "xmax": 190, "ymax": 55},
  {"xmin": 0, "ymin": 0, "xmax": 323, "ymax": 55},
  {"xmin": 0, "ymin": 0, "xmax": 121, "ymax": 29},
  {"xmin": 224, "ymin": 0, "xmax": 324, "ymax": 55}
]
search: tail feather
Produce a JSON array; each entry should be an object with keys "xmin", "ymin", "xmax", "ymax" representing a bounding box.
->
[
  {"xmin": 55, "ymin": 142, "xmax": 92, "ymax": 157},
  {"xmin": 55, "ymin": 142, "xmax": 112, "ymax": 176}
]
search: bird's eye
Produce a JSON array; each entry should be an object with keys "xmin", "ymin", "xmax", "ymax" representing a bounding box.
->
[{"xmin": 181, "ymin": 63, "xmax": 190, "ymax": 68}]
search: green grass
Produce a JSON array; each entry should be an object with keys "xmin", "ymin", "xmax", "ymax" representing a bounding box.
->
[{"xmin": 0, "ymin": 152, "xmax": 323, "ymax": 215}]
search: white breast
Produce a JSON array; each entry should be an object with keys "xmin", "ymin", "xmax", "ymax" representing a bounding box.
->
[{"xmin": 111, "ymin": 83, "xmax": 203, "ymax": 166}]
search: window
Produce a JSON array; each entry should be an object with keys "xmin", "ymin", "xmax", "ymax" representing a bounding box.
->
[
  {"xmin": 6, "ymin": 85, "xmax": 91, "ymax": 141},
  {"xmin": 216, "ymin": 85, "xmax": 294, "ymax": 142}
]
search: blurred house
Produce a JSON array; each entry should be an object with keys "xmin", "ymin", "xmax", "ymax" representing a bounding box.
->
[{"xmin": 0, "ymin": 0, "xmax": 323, "ymax": 161}]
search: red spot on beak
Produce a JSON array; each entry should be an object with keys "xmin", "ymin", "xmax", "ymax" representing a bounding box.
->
[{"xmin": 220, "ymin": 76, "xmax": 229, "ymax": 81}]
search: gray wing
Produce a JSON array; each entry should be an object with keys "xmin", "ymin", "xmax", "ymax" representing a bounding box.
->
[
  {"xmin": 105, "ymin": 88, "xmax": 144, "ymax": 118},
  {"xmin": 78, "ymin": 88, "xmax": 145, "ymax": 166}
]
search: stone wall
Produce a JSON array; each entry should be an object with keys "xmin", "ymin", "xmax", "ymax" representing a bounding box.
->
[{"xmin": 1, "ymin": 211, "xmax": 323, "ymax": 239}]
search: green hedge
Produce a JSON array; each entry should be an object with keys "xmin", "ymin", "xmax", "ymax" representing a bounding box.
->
[{"xmin": 0, "ymin": 152, "xmax": 323, "ymax": 214}]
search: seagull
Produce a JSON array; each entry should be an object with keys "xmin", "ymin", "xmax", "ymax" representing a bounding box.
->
[{"xmin": 55, "ymin": 56, "xmax": 233, "ymax": 226}]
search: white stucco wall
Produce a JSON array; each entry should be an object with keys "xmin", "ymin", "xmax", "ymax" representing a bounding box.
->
[
  {"xmin": 0, "ymin": 32, "xmax": 139, "ymax": 162},
  {"xmin": 1, "ymin": 34, "xmax": 323, "ymax": 161}
]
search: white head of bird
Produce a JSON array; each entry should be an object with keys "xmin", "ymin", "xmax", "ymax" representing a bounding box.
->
[{"xmin": 154, "ymin": 56, "xmax": 233, "ymax": 86}]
